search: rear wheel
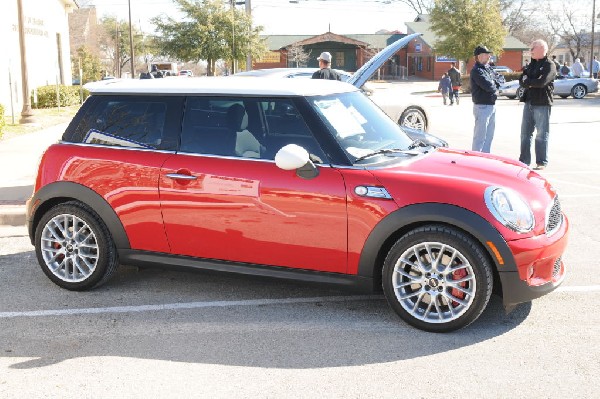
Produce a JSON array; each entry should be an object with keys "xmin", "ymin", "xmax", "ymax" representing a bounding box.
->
[
  {"xmin": 399, "ymin": 107, "xmax": 427, "ymax": 131},
  {"xmin": 382, "ymin": 225, "xmax": 493, "ymax": 332},
  {"xmin": 34, "ymin": 201, "xmax": 119, "ymax": 290},
  {"xmin": 571, "ymin": 84, "xmax": 587, "ymax": 99},
  {"xmin": 516, "ymin": 87, "xmax": 525, "ymax": 100}
]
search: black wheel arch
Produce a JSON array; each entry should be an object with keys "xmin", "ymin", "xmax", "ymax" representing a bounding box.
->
[
  {"xmin": 356, "ymin": 203, "xmax": 516, "ymax": 289},
  {"xmin": 27, "ymin": 181, "xmax": 130, "ymax": 249}
]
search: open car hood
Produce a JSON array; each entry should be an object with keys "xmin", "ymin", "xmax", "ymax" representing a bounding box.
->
[{"xmin": 348, "ymin": 33, "xmax": 422, "ymax": 88}]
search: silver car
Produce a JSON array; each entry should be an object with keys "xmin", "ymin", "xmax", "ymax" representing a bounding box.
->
[{"xmin": 499, "ymin": 76, "xmax": 599, "ymax": 99}]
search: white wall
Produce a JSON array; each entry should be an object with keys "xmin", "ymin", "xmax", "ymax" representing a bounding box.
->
[{"xmin": 1, "ymin": 0, "xmax": 75, "ymax": 118}]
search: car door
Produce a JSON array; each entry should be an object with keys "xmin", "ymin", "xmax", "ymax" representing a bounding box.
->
[{"xmin": 159, "ymin": 96, "xmax": 349, "ymax": 273}]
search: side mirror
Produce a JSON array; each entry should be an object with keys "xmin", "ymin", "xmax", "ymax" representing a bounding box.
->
[{"xmin": 274, "ymin": 144, "xmax": 319, "ymax": 179}]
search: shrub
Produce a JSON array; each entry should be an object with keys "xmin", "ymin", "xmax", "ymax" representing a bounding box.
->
[
  {"xmin": 31, "ymin": 85, "xmax": 89, "ymax": 108},
  {"xmin": 0, "ymin": 103, "xmax": 5, "ymax": 137}
]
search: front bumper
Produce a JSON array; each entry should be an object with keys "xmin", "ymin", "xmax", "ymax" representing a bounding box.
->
[{"xmin": 499, "ymin": 214, "xmax": 569, "ymax": 307}]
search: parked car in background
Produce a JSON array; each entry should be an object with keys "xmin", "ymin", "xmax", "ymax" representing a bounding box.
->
[
  {"xmin": 28, "ymin": 34, "xmax": 568, "ymax": 333},
  {"xmin": 499, "ymin": 75, "xmax": 599, "ymax": 99},
  {"xmin": 491, "ymin": 65, "xmax": 513, "ymax": 74},
  {"xmin": 179, "ymin": 70, "xmax": 194, "ymax": 76}
]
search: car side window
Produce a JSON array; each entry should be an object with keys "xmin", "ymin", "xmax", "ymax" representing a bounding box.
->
[
  {"xmin": 71, "ymin": 97, "xmax": 168, "ymax": 149},
  {"xmin": 180, "ymin": 97, "xmax": 327, "ymax": 163}
]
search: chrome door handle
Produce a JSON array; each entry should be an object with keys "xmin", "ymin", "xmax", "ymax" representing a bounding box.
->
[{"xmin": 165, "ymin": 173, "xmax": 197, "ymax": 180}]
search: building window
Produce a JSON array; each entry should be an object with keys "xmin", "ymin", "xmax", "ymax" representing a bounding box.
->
[
  {"xmin": 335, "ymin": 52, "xmax": 344, "ymax": 68},
  {"xmin": 416, "ymin": 56, "xmax": 423, "ymax": 72}
]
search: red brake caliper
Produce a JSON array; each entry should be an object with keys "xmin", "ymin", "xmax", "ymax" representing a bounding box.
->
[{"xmin": 451, "ymin": 268, "xmax": 467, "ymax": 307}]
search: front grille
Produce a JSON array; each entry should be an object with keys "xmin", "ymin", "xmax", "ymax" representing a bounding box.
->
[
  {"xmin": 553, "ymin": 257, "xmax": 562, "ymax": 277},
  {"xmin": 546, "ymin": 196, "xmax": 562, "ymax": 235}
]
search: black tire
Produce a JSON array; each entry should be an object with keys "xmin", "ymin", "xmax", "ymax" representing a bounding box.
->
[
  {"xmin": 516, "ymin": 87, "xmax": 525, "ymax": 100},
  {"xmin": 382, "ymin": 225, "xmax": 493, "ymax": 333},
  {"xmin": 571, "ymin": 84, "xmax": 587, "ymax": 99},
  {"xmin": 399, "ymin": 107, "xmax": 427, "ymax": 131},
  {"xmin": 34, "ymin": 201, "xmax": 119, "ymax": 290}
]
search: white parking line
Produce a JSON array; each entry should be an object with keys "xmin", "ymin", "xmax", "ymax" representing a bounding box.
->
[
  {"xmin": 1, "ymin": 286, "xmax": 599, "ymax": 319},
  {"xmin": 0, "ymin": 295, "xmax": 384, "ymax": 319}
]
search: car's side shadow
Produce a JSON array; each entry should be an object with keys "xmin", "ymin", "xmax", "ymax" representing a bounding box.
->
[{"xmin": 1, "ymin": 250, "xmax": 531, "ymax": 369}]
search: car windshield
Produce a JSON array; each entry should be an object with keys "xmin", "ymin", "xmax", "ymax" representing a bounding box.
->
[{"xmin": 308, "ymin": 92, "xmax": 413, "ymax": 163}]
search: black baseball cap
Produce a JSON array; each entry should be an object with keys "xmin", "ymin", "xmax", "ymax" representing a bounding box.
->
[{"xmin": 474, "ymin": 46, "xmax": 493, "ymax": 56}]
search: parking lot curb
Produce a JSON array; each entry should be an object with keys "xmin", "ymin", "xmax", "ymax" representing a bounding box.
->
[{"xmin": 0, "ymin": 205, "xmax": 26, "ymax": 227}]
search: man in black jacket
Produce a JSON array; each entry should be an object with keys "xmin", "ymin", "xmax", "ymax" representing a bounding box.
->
[
  {"xmin": 470, "ymin": 46, "xmax": 502, "ymax": 153},
  {"xmin": 312, "ymin": 52, "xmax": 341, "ymax": 81},
  {"xmin": 519, "ymin": 39, "xmax": 556, "ymax": 170}
]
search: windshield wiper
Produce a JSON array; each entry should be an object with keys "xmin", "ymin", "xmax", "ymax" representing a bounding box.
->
[
  {"xmin": 407, "ymin": 139, "xmax": 429, "ymax": 150},
  {"xmin": 354, "ymin": 148, "xmax": 419, "ymax": 162}
]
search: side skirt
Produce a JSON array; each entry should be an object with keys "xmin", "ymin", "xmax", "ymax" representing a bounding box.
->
[{"xmin": 119, "ymin": 249, "xmax": 377, "ymax": 293}]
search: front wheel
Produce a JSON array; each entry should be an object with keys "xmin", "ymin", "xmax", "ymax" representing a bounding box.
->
[
  {"xmin": 399, "ymin": 107, "xmax": 427, "ymax": 131},
  {"xmin": 382, "ymin": 225, "xmax": 493, "ymax": 332},
  {"xmin": 34, "ymin": 201, "xmax": 119, "ymax": 290}
]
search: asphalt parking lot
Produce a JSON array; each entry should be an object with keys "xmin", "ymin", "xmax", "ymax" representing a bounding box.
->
[{"xmin": 1, "ymin": 85, "xmax": 599, "ymax": 398}]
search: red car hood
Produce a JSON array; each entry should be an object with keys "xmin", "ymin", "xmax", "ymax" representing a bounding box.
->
[{"xmin": 367, "ymin": 148, "xmax": 557, "ymax": 236}]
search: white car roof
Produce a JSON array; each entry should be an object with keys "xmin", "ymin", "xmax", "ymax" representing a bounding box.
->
[{"xmin": 84, "ymin": 76, "xmax": 358, "ymax": 96}]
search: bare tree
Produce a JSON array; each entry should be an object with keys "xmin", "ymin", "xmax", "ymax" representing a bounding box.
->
[
  {"xmin": 546, "ymin": 0, "xmax": 590, "ymax": 62},
  {"xmin": 500, "ymin": 0, "xmax": 532, "ymax": 34},
  {"xmin": 388, "ymin": 0, "xmax": 433, "ymax": 15},
  {"xmin": 286, "ymin": 43, "xmax": 309, "ymax": 67}
]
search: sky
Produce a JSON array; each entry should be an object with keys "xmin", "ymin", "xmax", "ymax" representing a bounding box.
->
[{"xmin": 86, "ymin": 0, "xmax": 419, "ymax": 35}]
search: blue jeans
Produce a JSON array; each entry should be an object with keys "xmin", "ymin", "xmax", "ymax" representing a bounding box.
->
[
  {"xmin": 519, "ymin": 103, "xmax": 551, "ymax": 166},
  {"xmin": 472, "ymin": 104, "xmax": 496, "ymax": 153},
  {"xmin": 450, "ymin": 89, "xmax": 460, "ymax": 104}
]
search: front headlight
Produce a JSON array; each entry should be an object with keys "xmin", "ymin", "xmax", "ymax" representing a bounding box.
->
[{"xmin": 484, "ymin": 187, "xmax": 534, "ymax": 233}]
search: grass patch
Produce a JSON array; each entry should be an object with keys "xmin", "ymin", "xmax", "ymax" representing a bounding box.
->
[{"xmin": 1, "ymin": 105, "xmax": 80, "ymax": 140}]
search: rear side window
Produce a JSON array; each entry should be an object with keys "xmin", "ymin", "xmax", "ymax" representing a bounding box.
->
[{"xmin": 65, "ymin": 96, "xmax": 181, "ymax": 149}]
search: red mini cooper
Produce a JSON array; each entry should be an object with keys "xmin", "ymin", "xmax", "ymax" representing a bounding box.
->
[{"xmin": 27, "ymin": 35, "xmax": 568, "ymax": 332}]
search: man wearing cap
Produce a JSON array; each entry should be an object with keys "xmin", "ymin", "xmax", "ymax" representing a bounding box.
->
[
  {"xmin": 470, "ymin": 45, "xmax": 502, "ymax": 153},
  {"xmin": 518, "ymin": 39, "xmax": 556, "ymax": 170},
  {"xmin": 312, "ymin": 52, "xmax": 341, "ymax": 80}
]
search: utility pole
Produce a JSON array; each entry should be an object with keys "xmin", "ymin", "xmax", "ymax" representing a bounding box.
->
[
  {"xmin": 128, "ymin": 0, "xmax": 135, "ymax": 78},
  {"xmin": 115, "ymin": 26, "xmax": 121, "ymax": 78},
  {"xmin": 591, "ymin": 0, "xmax": 596, "ymax": 77},
  {"xmin": 16, "ymin": 0, "xmax": 35, "ymax": 124},
  {"xmin": 246, "ymin": 0, "xmax": 252, "ymax": 71}
]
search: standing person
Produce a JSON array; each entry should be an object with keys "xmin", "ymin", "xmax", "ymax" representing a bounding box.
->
[
  {"xmin": 560, "ymin": 61, "xmax": 570, "ymax": 77},
  {"xmin": 437, "ymin": 73, "xmax": 452, "ymax": 105},
  {"xmin": 447, "ymin": 62, "xmax": 462, "ymax": 105},
  {"xmin": 470, "ymin": 46, "xmax": 502, "ymax": 153},
  {"xmin": 311, "ymin": 52, "xmax": 341, "ymax": 80},
  {"xmin": 571, "ymin": 58, "xmax": 584, "ymax": 77},
  {"xmin": 518, "ymin": 39, "xmax": 557, "ymax": 170},
  {"xmin": 592, "ymin": 56, "xmax": 600, "ymax": 79},
  {"xmin": 551, "ymin": 55, "xmax": 561, "ymax": 72}
]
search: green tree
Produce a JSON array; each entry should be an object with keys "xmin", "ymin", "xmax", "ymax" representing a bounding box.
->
[
  {"xmin": 151, "ymin": 0, "xmax": 267, "ymax": 76},
  {"xmin": 72, "ymin": 46, "xmax": 102, "ymax": 84},
  {"xmin": 430, "ymin": 0, "xmax": 507, "ymax": 64}
]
